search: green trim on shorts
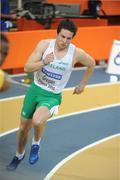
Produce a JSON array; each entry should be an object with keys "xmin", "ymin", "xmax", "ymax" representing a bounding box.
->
[{"xmin": 21, "ymin": 82, "xmax": 62, "ymax": 120}]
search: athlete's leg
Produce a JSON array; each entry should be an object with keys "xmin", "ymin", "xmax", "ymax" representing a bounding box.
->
[
  {"xmin": 7, "ymin": 83, "xmax": 37, "ymax": 170},
  {"xmin": 6, "ymin": 118, "xmax": 32, "ymax": 171},
  {"xmin": 17, "ymin": 118, "xmax": 32, "ymax": 154},
  {"xmin": 29, "ymin": 106, "xmax": 51, "ymax": 165},
  {"xmin": 32, "ymin": 106, "xmax": 51, "ymax": 141},
  {"xmin": 33, "ymin": 121, "xmax": 47, "ymax": 142}
]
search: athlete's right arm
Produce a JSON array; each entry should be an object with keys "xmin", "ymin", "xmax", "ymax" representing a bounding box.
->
[{"xmin": 24, "ymin": 40, "xmax": 54, "ymax": 73}]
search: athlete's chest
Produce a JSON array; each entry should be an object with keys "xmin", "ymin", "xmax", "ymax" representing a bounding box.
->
[
  {"xmin": 47, "ymin": 57, "xmax": 72, "ymax": 73},
  {"xmin": 54, "ymin": 48, "xmax": 68, "ymax": 60}
]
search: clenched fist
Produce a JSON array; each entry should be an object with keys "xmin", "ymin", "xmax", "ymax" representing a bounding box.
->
[
  {"xmin": 43, "ymin": 52, "xmax": 54, "ymax": 65},
  {"xmin": 73, "ymin": 84, "xmax": 85, "ymax": 95}
]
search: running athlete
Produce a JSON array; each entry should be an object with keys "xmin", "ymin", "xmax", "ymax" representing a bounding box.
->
[{"xmin": 7, "ymin": 19, "xmax": 95, "ymax": 170}]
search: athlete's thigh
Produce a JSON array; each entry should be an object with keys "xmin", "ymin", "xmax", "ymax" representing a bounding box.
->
[{"xmin": 32, "ymin": 106, "xmax": 51, "ymax": 125}]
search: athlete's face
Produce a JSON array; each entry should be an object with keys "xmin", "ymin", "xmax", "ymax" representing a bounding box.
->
[{"xmin": 56, "ymin": 29, "xmax": 74, "ymax": 50}]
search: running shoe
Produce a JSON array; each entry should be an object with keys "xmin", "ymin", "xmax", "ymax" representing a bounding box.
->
[
  {"xmin": 29, "ymin": 144, "xmax": 40, "ymax": 165},
  {"xmin": 6, "ymin": 155, "xmax": 25, "ymax": 171}
]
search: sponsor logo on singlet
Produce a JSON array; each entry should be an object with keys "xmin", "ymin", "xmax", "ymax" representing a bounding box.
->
[{"xmin": 42, "ymin": 68, "xmax": 62, "ymax": 80}]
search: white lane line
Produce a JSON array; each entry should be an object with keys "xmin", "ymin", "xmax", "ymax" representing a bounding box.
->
[
  {"xmin": 0, "ymin": 128, "xmax": 19, "ymax": 137},
  {"xmin": 0, "ymin": 103, "xmax": 120, "ymax": 137},
  {"xmin": 0, "ymin": 95, "xmax": 24, "ymax": 102},
  {"xmin": 63, "ymin": 81, "xmax": 120, "ymax": 92},
  {"xmin": 0, "ymin": 81, "xmax": 120, "ymax": 101},
  {"xmin": 49, "ymin": 103, "xmax": 120, "ymax": 122},
  {"xmin": 9, "ymin": 65, "xmax": 105, "ymax": 78},
  {"xmin": 44, "ymin": 133, "xmax": 120, "ymax": 180},
  {"xmin": 11, "ymin": 80, "xmax": 30, "ymax": 87},
  {"xmin": 10, "ymin": 73, "xmax": 26, "ymax": 78}
]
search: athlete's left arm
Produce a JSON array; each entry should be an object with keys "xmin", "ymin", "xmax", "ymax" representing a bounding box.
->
[{"xmin": 73, "ymin": 48, "xmax": 95, "ymax": 95}]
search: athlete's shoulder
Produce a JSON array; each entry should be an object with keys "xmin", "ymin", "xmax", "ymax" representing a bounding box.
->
[
  {"xmin": 37, "ymin": 39, "xmax": 50, "ymax": 47},
  {"xmin": 38, "ymin": 39, "xmax": 55, "ymax": 46},
  {"xmin": 76, "ymin": 47, "xmax": 86, "ymax": 53},
  {"xmin": 70, "ymin": 42, "xmax": 76, "ymax": 48},
  {"xmin": 73, "ymin": 47, "xmax": 88, "ymax": 64},
  {"xmin": 36, "ymin": 39, "xmax": 54, "ymax": 51},
  {"xmin": 74, "ymin": 47, "xmax": 87, "ymax": 57}
]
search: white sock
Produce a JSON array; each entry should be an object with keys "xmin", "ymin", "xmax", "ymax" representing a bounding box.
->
[
  {"xmin": 16, "ymin": 151, "xmax": 25, "ymax": 160},
  {"xmin": 32, "ymin": 138, "xmax": 41, "ymax": 146}
]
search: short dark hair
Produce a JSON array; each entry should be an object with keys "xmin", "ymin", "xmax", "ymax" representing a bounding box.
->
[{"xmin": 57, "ymin": 19, "xmax": 77, "ymax": 37}]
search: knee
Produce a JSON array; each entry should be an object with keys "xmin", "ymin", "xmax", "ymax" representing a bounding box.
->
[
  {"xmin": 32, "ymin": 114, "xmax": 43, "ymax": 126},
  {"xmin": 32, "ymin": 116, "xmax": 40, "ymax": 126},
  {"xmin": 19, "ymin": 125, "xmax": 26, "ymax": 135},
  {"xmin": 19, "ymin": 121, "xmax": 31, "ymax": 134}
]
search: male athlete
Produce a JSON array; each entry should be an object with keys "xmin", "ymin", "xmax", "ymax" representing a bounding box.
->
[{"xmin": 7, "ymin": 19, "xmax": 95, "ymax": 170}]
